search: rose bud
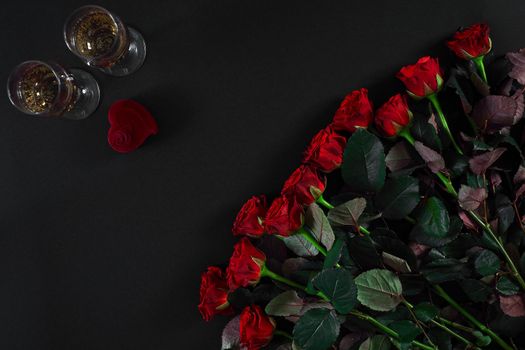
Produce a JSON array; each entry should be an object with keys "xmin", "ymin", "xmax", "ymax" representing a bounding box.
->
[
  {"xmin": 281, "ymin": 165, "xmax": 326, "ymax": 206},
  {"xmin": 264, "ymin": 195, "xmax": 304, "ymax": 237},
  {"xmin": 198, "ymin": 266, "xmax": 234, "ymax": 321},
  {"xmin": 107, "ymin": 99, "xmax": 158, "ymax": 153},
  {"xmin": 232, "ymin": 195, "xmax": 268, "ymax": 238},
  {"xmin": 447, "ymin": 23, "xmax": 492, "ymax": 60},
  {"xmin": 239, "ymin": 305, "xmax": 276, "ymax": 350},
  {"xmin": 303, "ymin": 126, "xmax": 346, "ymax": 173},
  {"xmin": 226, "ymin": 238, "xmax": 266, "ymax": 290},
  {"xmin": 332, "ymin": 88, "xmax": 374, "ymax": 133},
  {"xmin": 375, "ymin": 94, "xmax": 413, "ymax": 137},
  {"xmin": 396, "ymin": 56, "xmax": 444, "ymax": 99}
]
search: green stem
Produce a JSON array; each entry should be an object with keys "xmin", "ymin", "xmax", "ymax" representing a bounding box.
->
[
  {"xmin": 315, "ymin": 196, "xmax": 370, "ymax": 235},
  {"xmin": 466, "ymin": 210, "xmax": 525, "ymax": 291},
  {"xmin": 262, "ymin": 266, "xmax": 436, "ymax": 350},
  {"xmin": 438, "ymin": 317, "xmax": 476, "ymax": 334},
  {"xmin": 316, "ymin": 194, "xmax": 335, "ymax": 210},
  {"xmin": 436, "ymin": 171, "xmax": 458, "ymax": 197},
  {"xmin": 402, "ymin": 300, "xmax": 437, "ymax": 348},
  {"xmin": 427, "ymin": 94, "xmax": 463, "ymax": 155},
  {"xmin": 429, "ymin": 319, "xmax": 476, "ymax": 348},
  {"xmin": 260, "ymin": 265, "xmax": 329, "ymax": 301},
  {"xmin": 350, "ymin": 310, "xmax": 436, "ymax": 350},
  {"xmin": 403, "ymin": 300, "xmax": 476, "ymax": 348},
  {"xmin": 274, "ymin": 329, "xmax": 293, "ymax": 340},
  {"xmin": 298, "ymin": 227, "xmax": 328, "ymax": 256},
  {"xmin": 433, "ymin": 285, "xmax": 513, "ymax": 350},
  {"xmin": 432, "ymin": 162, "xmax": 525, "ymax": 291},
  {"xmin": 473, "ymin": 56, "xmax": 488, "ymax": 83},
  {"xmin": 399, "ymin": 128, "xmax": 415, "ymax": 145}
]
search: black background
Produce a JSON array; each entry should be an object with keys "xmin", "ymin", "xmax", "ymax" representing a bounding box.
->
[{"xmin": 0, "ymin": 0, "xmax": 522, "ymax": 349}]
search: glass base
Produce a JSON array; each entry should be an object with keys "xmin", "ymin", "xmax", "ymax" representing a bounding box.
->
[
  {"xmin": 63, "ymin": 69, "xmax": 100, "ymax": 120},
  {"xmin": 101, "ymin": 27, "xmax": 146, "ymax": 76}
]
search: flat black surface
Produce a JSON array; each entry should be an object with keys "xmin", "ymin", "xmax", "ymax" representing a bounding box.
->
[{"xmin": 0, "ymin": 0, "xmax": 523, "ymax": 349}]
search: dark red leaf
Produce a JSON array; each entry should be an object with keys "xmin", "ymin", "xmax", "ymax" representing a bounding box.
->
[
  {"xmin": 458, "ymin": 185, "xmax": 487, "ymax": 210},
  {"xmin": 414, "ymin": 141, "xmax": 444, "ymax": 174},
  {"xmin": 499, "ymin": 294, "xmax": 525, "ymax": 317},
  {"xmin": 469, "ymin": 148, "xmax": 506, "ymax": 175}
]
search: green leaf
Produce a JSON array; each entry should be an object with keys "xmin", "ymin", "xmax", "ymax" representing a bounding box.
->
[
  {"xmin": 459, "ymin": 279, "xmax": 492, "ymax": 302},
  {"xmin": 327, "ymin": 198, "xmax": 367, "ymax": 227},
  {"xmin": 475, "ymin": 249, "xmax": 500, "ymax": 276},
  {"xmin": 495, "ymin": 194, "xmax": 514, "ymax": 234},
  {"xmin": 390, "ymin": 320, "xmax": 421, "ymax": 348},
  {"xmin": 375, "ymin": 175, "xmax": 420, "ymax": 220},
  {"xmin": 411, "ymin": 199, "xmax": 459, "ymax": 248},
  {"xmin": 421, "ymin": 258, "xmax": 471, "ymax": 284},
  {"xmin": 359, "ymin": 335, "xmax": 391, "ymax": 350},
  {"xmin": 413, "ymin": 302, "xmax": 439, "ymax": 322},
  {"xmin": 323, "ymin": 239, "xmax": 344, "ymax": 269},
  {"xmin": 381, "ymin": 252, "xmax": 412, "ymax": 273},
  {"xmin": 312, "ymin": 268, "xmax": 357, "ymax": 314},
  {"xmin": 342, "ymin": 129, "xmax": 386, "ymax": 193},
  {"xmin": 497, "ymin": 276, "xmax": 520, "ymax": 296},
  {"xmin": 306, "ymin": 203, "xmax": 335, "ymax": 250},
  {"xmin": 265, "ymin": 290, "xmax": 304, "ymax": 317},
  {"xmin": 347, "ymin": 235, "xmax": 382, "ymax": 270},
  {"xmin": 284, "ymin": 234, "xmax": 319, "ymax": 257},
  {"xmin": 412, "ymin": 197, "xmax": 450, "ymax": 239},
  {"xmin": 355, "ymin": 269, "xmax": 403, "ymax": 312},
  {"xmin": 411, "ymin": 114, "xmax": 442, "ymax": 151},
  {"xmin": 428, "ymin": 328, "xmax": 451, "ymax": 350},
  {"xmin": 293, "ymin": 308, "xmax": 340, "ymax": 350}
]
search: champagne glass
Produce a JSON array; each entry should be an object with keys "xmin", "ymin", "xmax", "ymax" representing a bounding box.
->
[
  {"xmin": 7, "ymin": 60, "xmax": 100, "ymax": 119},
  {"xmin": 64, "ymin": 5, "xmax": 146, "ymax": 76}
]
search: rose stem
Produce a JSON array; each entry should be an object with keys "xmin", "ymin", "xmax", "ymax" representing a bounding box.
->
[
  {"xmin": 274, "ymin": 330, "xmax": 293, "ymax": 340},
  {"xmin": 403, "ymin": 300, "xmax": 477, "ymax": 349},
  {"xmin": 426, "ymin": 94, "xmax": 464, "ymax": 155},
  {"xmin": 472, "ymin": 56, "xmax": 488, "ymax": 83},
  {"xmin": 438, "ymin": 172, "xmax": 525, "ymax": 289},
  {"xmin": 433, "ymin": 285, "xmax": 513, "ymax": 350},
  {"xmin": 315, "ymin": 197, "xmax": 371, "ymax": 235},
  {"xmin": 261, "ymin": 265, "xmax": 435, "ymax": 350},
  {"xmin": 316, "ymin": 194, "xmax": 334, "ymax": 209}
]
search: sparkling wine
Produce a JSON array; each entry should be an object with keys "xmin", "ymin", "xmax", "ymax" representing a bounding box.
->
[
  {"xmin": 74, "ymin": 12, "xmax": 119, "ymax": 58},
  {"xmin": 19, "ymin": 64, "xmax": 59, "ymax": 114}
]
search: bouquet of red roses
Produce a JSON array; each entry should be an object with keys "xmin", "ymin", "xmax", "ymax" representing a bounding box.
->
[{"xmin": 199, "ymin": 23, "xmax": 525, "ymax": 350}]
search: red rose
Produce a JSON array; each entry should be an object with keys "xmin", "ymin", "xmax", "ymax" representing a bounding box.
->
[
  {"xmin": 396, "ymin": 56, "xmax": 444, "ymax": 98},
  {"xmin": 332, "ymin": 88, "xmax": 374, "ymax": 133},
  {"xmin": 264, "ymin": 195, "xmax": 304, "ymax": 237},
  {"xmin": 107, "ymin": 99, "xmax": 158, "ymax": 153},
  {"xmin": 447, "ymin": 23, "xmax": 491, "ymax": 60},
  {"xmin": 232, "ymin": 195, "xmax": 268, "ymax": 237},
  {"xmin": 281, "ymin": 165, "xmax": 326, "ymax": 206},
  {"xmin": 226, "ymin": 238, "xmax": 266, "ymax": 290},
  {"xmin": 375, "ymin": 94, "xmax": 413, "ymax": 137},
  {"xmin": 198, "ymin": 266, "xmax": 234, "ymax": 321},
  {"xmin": 303, "ymin": 126, "xmax": 346, "ymax": 172},
  {"xmin": 239, "ymin": 305, "xmax": 276, "ymax": 350}
]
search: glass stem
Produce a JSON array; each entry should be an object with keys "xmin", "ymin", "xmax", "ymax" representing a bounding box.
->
[
  {"xmin": 427, "ymin": 94, "xmax": 463, "ymax": 155},
  {"xmin": 433, "ymin": 285, "xmax": 513, "ymax": 350}
]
